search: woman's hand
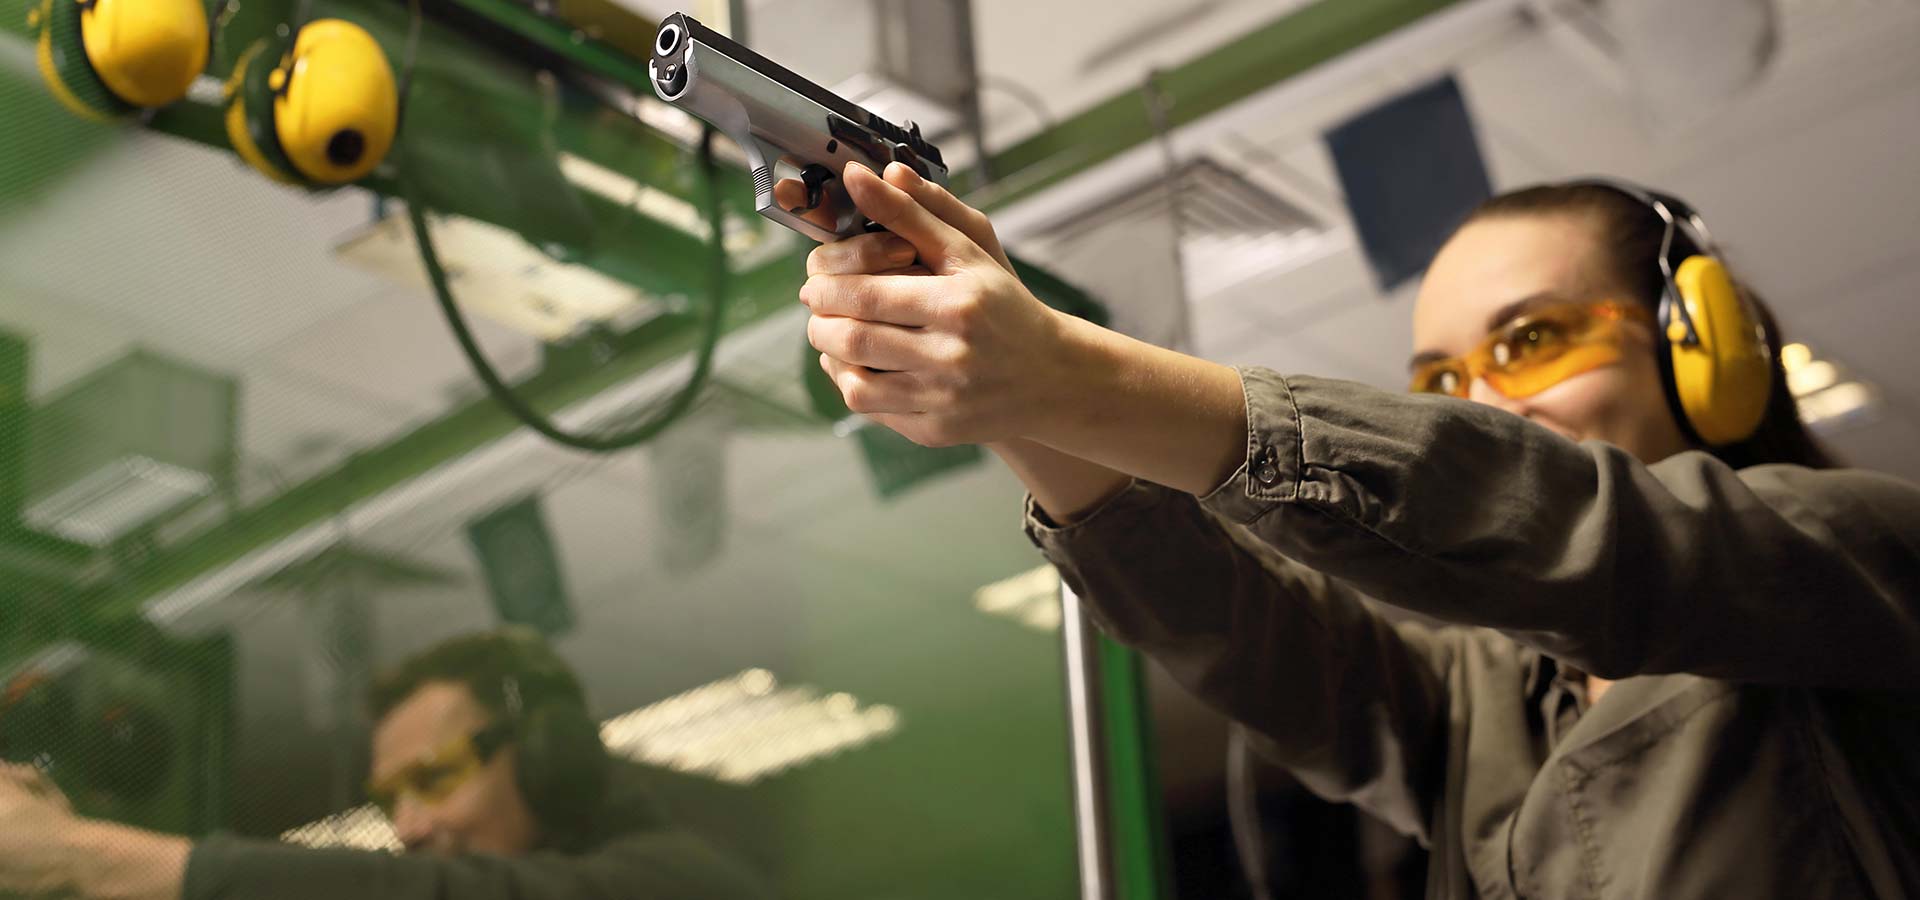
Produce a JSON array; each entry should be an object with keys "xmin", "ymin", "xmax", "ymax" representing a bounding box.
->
[
  {"xmin": 798, "ymin": 161, "xmax": 1248, "ymax": 496},
  {"xmin": 799, "ymin": 162, "xmax": 1084, "ymax": 447}
]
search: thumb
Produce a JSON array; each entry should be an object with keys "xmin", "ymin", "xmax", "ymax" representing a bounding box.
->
[{"xmin": 842, "ymin": 162, "xmax": 984, "ymax": 274}]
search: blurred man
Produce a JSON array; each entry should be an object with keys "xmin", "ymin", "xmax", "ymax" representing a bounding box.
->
[{"xmin": 0, "ymin": 628, "xmax": 766, "ymax": 900}]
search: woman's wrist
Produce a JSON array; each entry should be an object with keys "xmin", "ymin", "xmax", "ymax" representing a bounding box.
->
[{"xmin": 1027, "ymin": 311, "xmax": 1247, "ymax": 495}]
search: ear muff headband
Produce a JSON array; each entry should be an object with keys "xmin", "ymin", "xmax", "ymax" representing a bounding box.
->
[{"xmin": 1570, "ymin": 179, "xmax": 1773, "ymax": 446}]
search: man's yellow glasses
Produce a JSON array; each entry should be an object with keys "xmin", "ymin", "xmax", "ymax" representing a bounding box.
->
[
  {"xmin": 367, "ymin": 722, "xmax": 512, "ymax": 817},
  {"xmin": 1409, "ymin": 299, "xmax": 1653, "ymax": 399}
]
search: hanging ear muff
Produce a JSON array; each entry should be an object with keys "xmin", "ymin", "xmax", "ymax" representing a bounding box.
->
[
  {"xmin": 30, "ymin": 0, "xmax": 209, "ymax": 121},
  {"xmin": 223, "ymin": 19, "xmax": 397, "ymax": 187},
  {"xmin": 1664, "ymin": 254, "xmax": 1772, "ymax": 446}
]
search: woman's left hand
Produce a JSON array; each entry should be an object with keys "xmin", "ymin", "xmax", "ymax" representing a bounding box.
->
[{"xmin": 802, "ymin": 161, "xmax": 1088, "ymax": 447}]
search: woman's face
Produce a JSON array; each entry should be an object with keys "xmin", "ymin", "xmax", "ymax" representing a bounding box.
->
[{"xmin": 1411, "ymin": 212, "xmax": 1692, "ymax": 463}]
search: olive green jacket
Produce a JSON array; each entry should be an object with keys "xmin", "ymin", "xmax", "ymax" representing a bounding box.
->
[
  {"xmin": 183, "ymin": 761, "xmax": 768, "ymax": 900},
  {"xmin": 1026, "ymin": 368, "xmax": 1920, "ymax": 899}
]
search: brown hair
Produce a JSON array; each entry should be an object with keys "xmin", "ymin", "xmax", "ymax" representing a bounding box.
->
[{"xmin": 1461, "ymin": 183, "xmax": 1840, "ymax": 469}]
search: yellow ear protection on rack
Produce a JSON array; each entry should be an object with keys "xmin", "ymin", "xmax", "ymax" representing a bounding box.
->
[
  {"xmin": 29, "ymin": 0, "xmax": 210, "ymax": 121},
  {"xmin": 1574, "ymin": 180, "xmax": 1774, "ymax": 447},
  {"xmin": 223, "ymin": 18, "xmax": 398, "ymax": 186}
]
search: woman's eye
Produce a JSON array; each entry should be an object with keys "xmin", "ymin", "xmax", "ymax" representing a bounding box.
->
[{"xmin": 1507, "ymin": 321, "xmax": 1566, "ymax": 357}]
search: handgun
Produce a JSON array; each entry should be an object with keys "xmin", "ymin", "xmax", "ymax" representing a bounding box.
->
[{"xmin": 648, "ymin": 12, "xmax": 951, "ymax": 244}]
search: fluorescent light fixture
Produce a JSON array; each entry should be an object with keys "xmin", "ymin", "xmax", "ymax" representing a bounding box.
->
[
  {"xmin": 974, "ymin": 564, "xmax": 1063, "ymax": 632},
  {"xmin": 1797, "ymin": 381, "xmax": 1876, "ymax": 428},
  {"xmin": 599, "ymin": 668, "xmax": 900, "ymax": 785},
  {"xmin": 334, "ymin": 209, "xmax": 665, "ymax": 343},
  {"xmin": 1781, "ymin": 342, "xmax": 1878, "ymax": 429},
  {"xmin": 281, "ymin": 804, "xmax": 402, "ymax": 853},
  {"xmin": 23, "ymin": 455, "xmax": 213, "ymax": 545},
  {"xmin": 1786, "ymin": 359, "xmax": 1839, "ymax": 398}
]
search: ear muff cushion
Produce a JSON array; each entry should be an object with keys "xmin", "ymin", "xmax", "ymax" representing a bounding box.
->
[
  {"xmin": 515, "ymin": 704, "xmax": 610, "ymax": 843},
  {"xmin": 223, "ymin": 40, "xmax": 301, "ymax": 184},
  {"xmin": 1668, "ymin": 255, "xmax": 1772, "ymax": 445},
  {"xmin": 78, "ymin": 0, "xmax": 208, "ymax": 108},
  {"xmin": 273, "ymin": 19, "xmax": 398, "ymax": 185},
  {"xmin": 34, "ymin": 0, "xmax": 130, "ymax": 121}
]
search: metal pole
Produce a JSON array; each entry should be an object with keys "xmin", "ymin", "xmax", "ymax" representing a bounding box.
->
[{"xmin": 1061, "ymin": 582, "xmax": 1117, "ymax": 900}]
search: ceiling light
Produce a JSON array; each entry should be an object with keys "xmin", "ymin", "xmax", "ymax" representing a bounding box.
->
[
  {"xmin": 281, "ymin": 804, "xmax": 401, "ymax": 853},
  {"xmin": 1781, "ymin": 342, "xmax": 1878, "ymax": 430},
  {"xmin": 598, "ymin": 668, "xmax": 900, "ymax": 785},
  {"xmin": 975, "ymin": 564, "xmax": 1063, "ymax": 632},
  {"xmin": 334, "ymin": 208, "xmax": 667, "ymax": 343}
]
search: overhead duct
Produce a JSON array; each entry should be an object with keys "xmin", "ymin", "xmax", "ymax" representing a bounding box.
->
[
  {"xmin": 1530, "ymin": 0, "xmax": 1779, "ymax": 118},
  {"xmin": 23, "ymin": 351, "xmax": 236, "ymax": 547},
  {"xmin": 1020, "ymin": 156, "xmax": 1333, "ymax": 342}
]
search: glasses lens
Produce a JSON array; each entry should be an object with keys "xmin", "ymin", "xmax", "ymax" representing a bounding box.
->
[
  {"xmin": 366, "ymin": 737, "xmax": 484, "ymax": 814},
  {"xmin": 1487, "ymin": 339, "xmax": 1626, "ymax": 398},
  {"xmin": 1410, "ymin": 361, "xmax": 1468, "ymax": 396}
]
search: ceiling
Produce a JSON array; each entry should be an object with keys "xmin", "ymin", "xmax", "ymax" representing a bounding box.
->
[{"xmin": 2, "ymin": 0, "xmax": 1917, "ymax": 887}]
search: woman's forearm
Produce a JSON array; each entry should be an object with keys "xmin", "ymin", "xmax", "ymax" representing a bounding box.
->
[
  {"xmin": 1024, "ymin": 311, "xmax": 1247, "ymax": 498},
  {"xmin": 987, "ymin": 439, "xmax": 1132, "ymax": 524}
]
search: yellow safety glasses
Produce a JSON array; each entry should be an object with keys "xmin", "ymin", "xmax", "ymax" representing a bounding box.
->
[
  {"xmin": 1410, "ymin": 299, "xmax": 1653, "ymax": 399},
  {"xmin": 367, "ymin": 722, "xmax": 512, "ymax": 817}
]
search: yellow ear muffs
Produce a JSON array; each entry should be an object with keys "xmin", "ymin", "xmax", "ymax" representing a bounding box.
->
[
  {"xmin": 30, "ymin": 0, "xmax": 208, "ymax": 120},
  {"xmin": 1663, "ymin": 254, "xmax": 1773, "ymax": 446},
  {"xmin": 224, "ymin": 19, "xmax": 397, "ymax": 187}
]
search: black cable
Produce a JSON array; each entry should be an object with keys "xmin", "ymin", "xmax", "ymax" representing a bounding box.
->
[
  {"xmin": 398, "ymin": 129, "xmax": 728, "ymax": 453},
  {"xmin": 390, "ymin": 0, "xmax": 730, "ymax": 453},
  {"xmin": 979, "ymin": 75, "xmax": 1056, "ymax": 131}
]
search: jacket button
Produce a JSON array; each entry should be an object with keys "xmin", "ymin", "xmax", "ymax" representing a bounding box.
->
[{"xmin": 1253, "ymin": 447, "xmax": 1282, "ymax": 486}]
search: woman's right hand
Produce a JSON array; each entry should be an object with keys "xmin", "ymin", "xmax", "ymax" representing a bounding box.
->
[
  {"xmin": 796, "ymin": 162, "xmax": 1084, "ymax": 449},
  {"xmin": 790, "ymin": 166, "xmax": 1144, "ymax": 520}
]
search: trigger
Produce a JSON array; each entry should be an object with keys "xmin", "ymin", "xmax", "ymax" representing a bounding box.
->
[{"xmin": 798, "ymin": 163, "xmax": 836, "ymax": 212}]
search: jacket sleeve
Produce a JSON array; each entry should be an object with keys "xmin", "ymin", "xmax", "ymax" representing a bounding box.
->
[
  {"xmin": 1206, "ymin": 367, "xmax": 1920, "ymax": 689},
  {"xmin": 1025, "ymin": 479, "xmax": 1474, "ymax": 841},
  {"xmin": 181, "ymin": 830, "xmax": 769, "ymax": 900}
]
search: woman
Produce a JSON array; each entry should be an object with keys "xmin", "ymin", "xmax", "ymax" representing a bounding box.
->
[{"xmin": 790, "ymin": 162, "xmax": 1920, "ymax": 898}]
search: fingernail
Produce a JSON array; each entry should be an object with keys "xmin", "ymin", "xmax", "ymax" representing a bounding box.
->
[
  {"xmin": 884, "ymin": 161, "xmax": 924, "ymax": 185},
  {"xmin": 885, "ymin": 237, "xmax": 916, "ymax": 264}
]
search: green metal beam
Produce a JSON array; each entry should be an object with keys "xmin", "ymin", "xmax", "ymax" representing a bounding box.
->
[{"xmin": 960, "ymin": 0, "xmax": 1467, "ymax": 209}]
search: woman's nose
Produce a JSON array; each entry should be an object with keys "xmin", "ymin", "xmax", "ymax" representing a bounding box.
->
[{"xmin": 1467, "ymin": 376, "xmax": 1528, "ymax": 415}]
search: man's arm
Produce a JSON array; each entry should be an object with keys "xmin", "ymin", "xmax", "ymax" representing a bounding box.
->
[{"xmin": 180, "ymin": 830, "xmax": 766, "ymax": 900}]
